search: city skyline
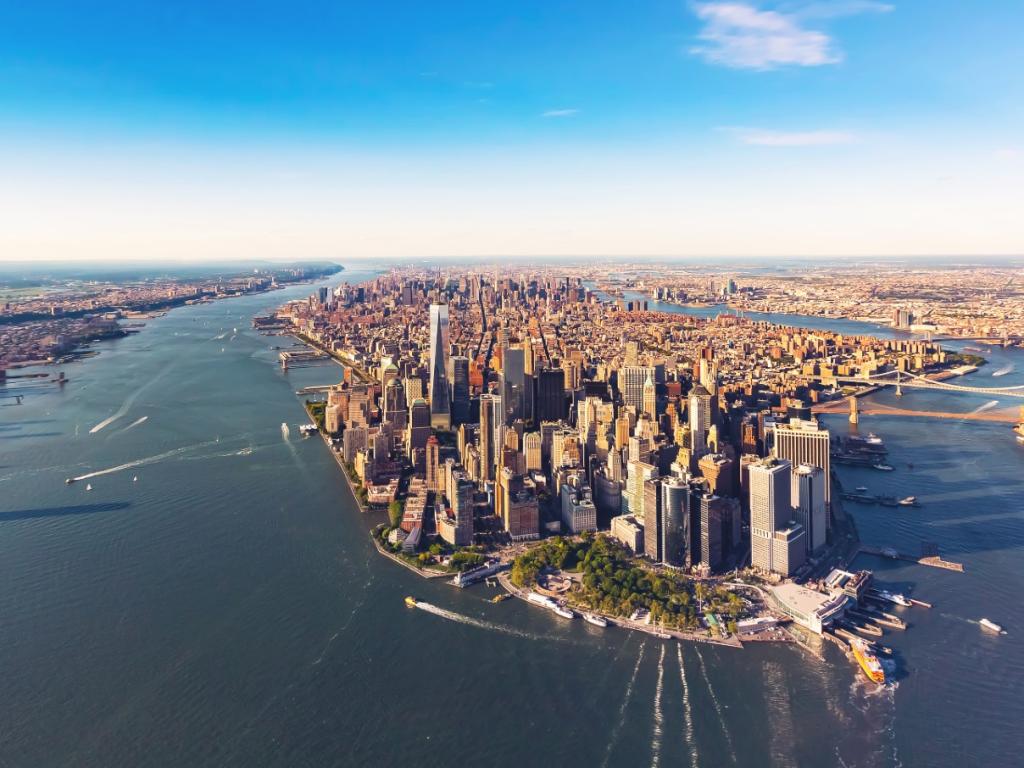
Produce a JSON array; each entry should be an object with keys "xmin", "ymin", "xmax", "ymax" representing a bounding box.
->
[{"xmin": 2, "ymin": 1, "xmax": 1023, "ymax": 261}]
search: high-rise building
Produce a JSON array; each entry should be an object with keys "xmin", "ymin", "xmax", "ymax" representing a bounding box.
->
[
  {"xmin": 425, "ymin": 435, "xmax": 442, "ymax": 491},
  {"xmin": 773, "ymin": 418, "xmax": 831, "ymax": 505},
  {"xmin": 524, "ymin": 431, "xmax": 542, "ymax": 471},
  {"xmin": 688, "ymin": 385, "xmax": 712, "ymax": 452},
  {"xmin": 497, "ymin": 468, "xmax": 539, "ymax": 541},
  {"xmin": 660, "ymin": 475, "xmax": 690, "ymax": 567},
  {"xmin": 749, "ymin": 457, "xmax": 792, "ymax": 574},
  {"xmin": 792, "ymin": 464, "xmax": 827, "ymax": 554},
  {"xmin": 501, "ymin": 347, "xmax": 526, "ymax": 424},
  {"xmin": 621, "ymin": 366, "xmax": 655, "ymax": 414},
  {"xmin": 537, "ymin": 368, "xmax": 566, "ymax": 421},
  {"xmin": 560, "ymin": 472, "xmax": 597, "ymax": 534},
  {"xmin": 642, "ymin": 373, "xmax": 657, "ymax": 420},
  {"xmin": 448, "ymin": 355, "xmax": 470, "ymax": 425},
  {"xmin": 428, "ymin": 304, "xmax": 451, "ymax": 428},
  {"xmin": 479, "ymin": 393, "xmax": 497, "ymax": 482},
  {"xmin": 408, "ymin": 398, "xmax": 432, "ymax": 459},
  {"xmin": 643, "ymin": 477, "xmax": 664, "ymax": 562}
]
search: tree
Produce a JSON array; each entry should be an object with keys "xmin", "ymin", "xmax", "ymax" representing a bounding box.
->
[{"xmin": 388, "ymin": 500, "xmax": 404, "ymax": 528}]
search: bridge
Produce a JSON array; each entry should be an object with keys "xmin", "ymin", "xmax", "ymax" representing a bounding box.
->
[
  {"xmin": 803, "ymin": 368, "xmax": 1024, "ymax": 399},
  {"xmin": 813, "ymin": 400, "xmax": 1019, "ymax": 422}
]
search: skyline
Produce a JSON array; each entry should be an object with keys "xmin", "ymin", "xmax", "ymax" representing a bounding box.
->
[{"xmin": 2, "ymin": 1, "xmax": 1023, "ymax": 261}]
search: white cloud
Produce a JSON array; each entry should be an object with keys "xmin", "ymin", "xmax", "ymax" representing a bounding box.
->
[
  {"xmin": 690, "ymin": 1, "xmax": 890, "ymax": 70},
  {"xmin": 995, "ymin": 148, "xmax": 1023, "ymax": 160},
  {"xmin": 724, "ymin": 127, "xmax": 858, "ymax": 145},
  {"xmin": 542, "ymin": 109, "xmax": 580, "ymax": 118}
]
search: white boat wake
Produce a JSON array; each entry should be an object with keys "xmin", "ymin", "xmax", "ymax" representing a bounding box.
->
[
  {"xmin": 676, "ymin": 645, "xmax": 700, "ymax": 768},
  {"xmin": 695, "ymin": 647, "xmax": 738, "ymax": 765},
  {"xmin": 992, "ymin": 364, "xmax": 1014, "ymax": 377},
  {"xmin": 70, "ymin": 439, "xmax": 220, "ymax": 481},
  {"xmin": 968, "ymin": 400, "xmax": 999, "ymax": 414},
  {"xmin": 650, "ymin": 643, "xmax": 666, "ymax": 768},
  {"xmin": 600, "ymin": 641, "xmax": 646, "ymax": 768},
  {"xmin": 120, "ymin": 416, "xmax": 149, "ymax": 431},
  {"xmin": 412, "ymin": 601, "xmax": 573, "ymax": 643}
]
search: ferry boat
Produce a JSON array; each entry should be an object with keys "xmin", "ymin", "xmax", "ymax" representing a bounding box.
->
[
  {"xmin": 850, "ymin": 638, "xmax": 886, "ymax": 684},
  {"xmin": 979, "ymin": 618, "xmax": 1003, "ymax": 634},
  {"xmin": 552, "ymin": 604, "xmax": 576, "ymax": 620},
  {"xmin": 869, "ymin": 589, "xmax": 912, "ymax": 607},
  {"xmin": 527, "ymin": 592, "xmax": 557, "ymax": 610},
  {"xmin": 583, "ymin": 613, "xmax": 608, "ymax": 628},
  {"xmin": 898, "ymin": 496, "xmax": 918, "ymax": 506},
  {"xmin": 872, "ymin": 463, "xmax": 895, "ymax": 472},
  {"xmin": 404, "ymin": 596, "xmax": 417, "ymax": 608}
]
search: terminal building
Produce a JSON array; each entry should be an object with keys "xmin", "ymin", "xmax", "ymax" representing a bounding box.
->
[{"xmin": 767, "ymin": 582, "xmax": 850, "ymax": 634}]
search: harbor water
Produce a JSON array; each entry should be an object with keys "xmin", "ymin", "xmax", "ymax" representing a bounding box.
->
[{"xmin": 1, "ymin": 272, "xmax": 1022, "ymax": 766}]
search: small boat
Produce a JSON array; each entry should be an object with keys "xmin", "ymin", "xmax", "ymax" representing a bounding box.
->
[
  {"xmin": 979, "ymin": 618, "xmax": 1003, "ymax": 634},
  {"xmin": 898, "ymin": 496, "xmax": 917, "ymax": 506},
  {"xmin": 85, "ymin": 483, "xmax": 92, "ymax": 491},
  {"xmin": 869, "ymin": 590, "xmax": 912, "ymax": 607},
  {"xmin": 299, "ymin": 423, "xmax": 318, "ymax": 436},
  {"xmin": 653, "ymin": 631, "xmax": 672, "ymax": 640},
  {"xmin": 872, "ymin": 463, "xmax": 895, "ymax": 471},
  {"xmin": 404, "ymin": 596, "xmax": 417, "ymax": 608},
  {"xmin": 552, "ymin": 605, "xmax": 575, "ymax": 620},
  {"xmin": 133, "ymin": 476, "xmax": 138, "ymax": 482},
  {"xmin": 583, "ymin": 613, "xmax": 608, "ymax": 628},
  {"xmin": 855, "ymin": 485, "xmax": 868, "ymax": 492},
  {"xmin": 491, "ymin": 594, "xmax": 511, "ymax": 604},
  {"xmin": 65, "ymin": 478, "xmax": 76, "ymax": 485}
]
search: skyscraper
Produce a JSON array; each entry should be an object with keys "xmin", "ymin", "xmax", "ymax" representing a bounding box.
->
[
  {"xmin": 792, "ymin": 464, "xmax": 827, "ymax": 554},
  {"xmin": 749, "ymin": 457, "xmax": 792, "ymax": 574},
  {"xmin": 620, "ymin": 365, "xmax": 654, "ymax": 414},
  {"xmin": 448, "ymin": 355, "xmax": 470, "ymax": 425},
  {"xmin": 428, "ymin": 303, "xmax": 451, "ymax": 428},
  {"xmin": 688, "ymin": 385, "xmax": 712, "ymax": 452},
  {"xmin": 537, "ymin": 368, "xmax": 566, "ymax": 421},
  {"xmin": 773, "ymin": 418, "xmax": 831, "ymax": 505},
  {"xmin": 479, "ymin": 393, "xmax": 497, "ymax": 483},
  {"xmin": 642, "ymin": 373, "xmax": 657, "ymax": 420},
  {"xmin": 425, "ymin": 435, "xmax": 442, "ymax": 491},
  {"xmin": 660, "ymin": 475, "xmax": 690, "ymax": 567},
  {"xmin": 501, "ymin": 347, "xmax": 526, "ymax": 424}
]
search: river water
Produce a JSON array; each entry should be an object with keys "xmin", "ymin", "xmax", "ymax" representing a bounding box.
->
[{"xmin": 1, "ymin": 272, "xmax": 1021, "ymax": 767}]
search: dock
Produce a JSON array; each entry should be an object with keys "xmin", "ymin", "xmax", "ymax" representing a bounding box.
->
[{"xmin": 857, "ymin": 545, "xmax": 965, "ymax": 572}]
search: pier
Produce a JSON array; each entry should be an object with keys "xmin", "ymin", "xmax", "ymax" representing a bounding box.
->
[{"xmin": 857, "ymin": 545, "xmax": 965, "ymax": 572}]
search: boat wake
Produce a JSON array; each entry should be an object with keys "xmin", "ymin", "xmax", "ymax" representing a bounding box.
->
[
  {"xmin": 676, "ymin": 645, "xmax": 700, "ymax": 768},
  {"xmin": 70, "ymin": 439, "xmax": 220, "ymax": 482},
  {"xmin": 992, "ymin": 364, "xmax": 1014, "ymax": 377},
  {"xmin": 89, "ymin": 364, "xmax": 171, "ymax": 433},
  {"xmin": 694, "ymin": 647, "xmax": 738, "ymax": 765},
  {"xmin": 120, "ymin": 416, "xmax": 149, "ymax": 432},
  {"xmin": 600, "ymin": 641, "xmax": 646, "ymax": 768},
  {"xmin": 412, "ymin": 601, "xmax": 572, "ymax": 643},
  {"xmin": 651, "ymin": 644, "xmax": 666, "ymax": 768},
  {"xmin": 968, "ymin": 400, "xmax": 1000, "ymax": 415}
]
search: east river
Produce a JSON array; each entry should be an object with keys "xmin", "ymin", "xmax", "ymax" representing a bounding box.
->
[{"xmin": 1, "ymin": 272, "xmax": 1022, "ymax": 767}]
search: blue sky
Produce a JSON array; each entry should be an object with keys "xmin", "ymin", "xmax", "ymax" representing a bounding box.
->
[{"xmin": 1, "ymin": 1, "xmax": 1022, "ymax": 260}]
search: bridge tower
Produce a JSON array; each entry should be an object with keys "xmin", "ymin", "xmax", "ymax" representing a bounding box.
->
[
  {"xmin": 895, "ymin": 370, "xmax": 903, "ymax": 398},
  {"xmin": 849, "ymin": 395, "xmax": 859, "ymax": 425}
]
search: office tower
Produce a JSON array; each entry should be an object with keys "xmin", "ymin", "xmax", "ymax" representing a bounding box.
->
[
  {"xmin": 611, "ymin": 513, "xmax": 644, "ymax": 554},
  {"xmin": 773, "ymin": 418, "xmax": 831, "ymax": 505},
  {"xmin": 770, "ymin": 525, "xmax": 806, "ymax": 577},
  {"xmin": 425, "ymin": 435, "xmax": 442, "ymax": 491},
  {"xmin": 660, "ymin": 475, "xmax": 690, "ymax": 566},
  {"xmin": 498, "ymin": 468, "xmax": 539, "ymax": 541},
  {"xmin": 699, "ymin": 494, "xmax": 733, "ymax": 571},
  {"xmin": 688, "ymin": 385, "xmax": 712, "ymax": 452},
  {"xmin": 451, "ymin": 475, "xmax": 475, "ymax": 546},
  {"xmin": 537, "ymin": 368, "xmax": 566, "ymax": 421},
  {"xmin": 792, "ymin": 464, "xmax": 827, "ymax": 554},
  {"xmin": 408, "ymin": 398, "xmax": 432, "ymax": 459},
  {"xmin": 524, "ymin": 431, "xmax": 542, "ymax": 471},
  {"xmin": 325, "ymin": 403, "xmax": 344, "ymax": 435},
  {"xmin": 404, "ymin": 376, "xmax": 424, "ymax": 408},
  {"xmin": 479, "ymin": 393, "xmax": 497, "ymax": 482},
  {"xmin": 643, "ymin": 477, "xmax": 663, "ymax": 562},
  {"xmin": 627, "ymin": 458, "xmax": 658, "ymax": 520},
  {"xmin": 522, "ymin": 338, "xmax": 535, "ymax": 376},
  {"xmin": 624, "ymin": 340, "xmax": 640, "ymax": 367},
  {"xmin": 620, "ymin": 366, "xmax": 654, "ymax": 414},
  {"xmin": 642, "ymin": 373, "xmax": 657, "ymax": 420},
  {"xmin": 615, "ymin": 412, "xmax": 633, "ymax": 448},
  {"xmin": 501, "ymin": 347, "xmax": 526, "ymax": 424},
  {"xmin": 428, "ymin": 303, "xmax": 451, "ymax": 428},
  {"xmin": 698, "ymin": 452, "xmax": 736, "ymax": 497},
  {"xmin": 448, "ymin": 355, "xmax": 470, "ymax": 425},
  {"xmin": 749, "ymin": 457, "xmax": 792, "ymax": 574},
  {"xmin": 560, "ymin": 473, "xmax": 597, "ymax": 534}
]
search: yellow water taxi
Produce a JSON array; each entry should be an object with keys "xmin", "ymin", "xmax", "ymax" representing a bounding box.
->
[{"xmin": 404, "ymin": 596, "xmax": 417, "ymax": 608}]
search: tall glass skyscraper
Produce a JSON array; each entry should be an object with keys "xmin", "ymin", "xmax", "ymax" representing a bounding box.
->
[{"xmin": 428, "ymin": 304, "xmax": 451, "ymax": 428}]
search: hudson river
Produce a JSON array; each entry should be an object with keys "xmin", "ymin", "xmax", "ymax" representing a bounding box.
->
[{"xmin": 1, "ymin": 273, "xmax": 1021, "ymax": 767}]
